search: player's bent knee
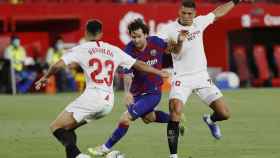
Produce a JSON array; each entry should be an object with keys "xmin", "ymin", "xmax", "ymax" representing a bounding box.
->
[
  {"xmin": 119, "ymin": 119, "xmax": 130, "ymax": 126},
  {"xmin": 49, "ymin": 122, "xmax": 61, "ymax": 132},
  {"xmin": 169, "ymin": 108, "xmax": 182, "ymax": 122},
  {"xmin": 142, "ymin": 113, "xmax": 156, "ymax": 124},
  {"xmin": 49, "ymin": 121, "xmax": 74, "ymax": 132},
  {"xmin": 119, "ymin": 112, "xmax": 133, "ymax": 126},
  {"xmin": 142, "ymin": 118, "xmax": 152, "ymax": 124}
]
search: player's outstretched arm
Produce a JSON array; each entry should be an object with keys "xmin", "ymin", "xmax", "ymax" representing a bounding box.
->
[
  {"xmin": 123, "ymin": 74, "xmax": 134, "ymax": 107},
  {"xmin": 35, "ymin": 59, "xmax": 66, "ymax": 90},
  {"xmin": 132, "ymin": 60, "xmax": 170, "ymax": 78},
  {"xmin": 213, "ymin": 0, "xmax": 252, "ymax": 20}
]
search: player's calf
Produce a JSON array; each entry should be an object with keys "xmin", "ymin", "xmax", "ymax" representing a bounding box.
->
[
  {"xmin": 211, "ymin": 110, "xmax": 230, "ymax": 122},
  {"xmin": 89, "ymin": 111, "xmax": 132, "ymax": 156},
  {"xmin": 209, "ymin": 99, "xmax": 231, "ymax": 122},
  {"xmin": 53, "ymin": 128, "xmax": 81, "ymax": 157},
  {"xmin": 142, "ymin": 111, "xmax": 170, "ymax": 124},
  {"xmin": 169, "ymin": 99, "xmax": 184, "ymax": 122}
]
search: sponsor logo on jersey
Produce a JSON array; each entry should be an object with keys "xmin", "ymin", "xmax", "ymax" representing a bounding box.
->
[
  {"xmin": 187, "ymin": 30, "xmax": 201, "ymax": 41},
  {"xmin": 150, "ymin": 49, "xmax": 157, "ymax": 56},
  {"xmin": 146, "ymin": 59, "xmax": 158, "ymax": 65}
]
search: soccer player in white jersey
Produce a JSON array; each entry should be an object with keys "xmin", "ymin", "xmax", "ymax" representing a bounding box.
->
[
  {"xmin": 157, "ymin": 0, "xmax": 252, "ymax": 158},
  {"xmin": 35, "ymin": 19, "xmax": 169, "ymax": 158}
]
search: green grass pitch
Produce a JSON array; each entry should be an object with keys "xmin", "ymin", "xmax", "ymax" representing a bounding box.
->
[{"xmin": 0, "ymin": 88, "xmax": 280, "ymax": 158}]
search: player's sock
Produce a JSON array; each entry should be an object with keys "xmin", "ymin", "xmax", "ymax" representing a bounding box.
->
[
  {"xmin": 105, "ymin": 123, "xmax": 129, "ymax": 149},
  {"xmin": 167, "ymin": 121, "xmax": 179, "ymax": 155},
  {"xmin": 210, "ymin": 112, "xmax": 224, "ymax": 122},
  {"xmin": 53, "ymin": 128, "xmax": 81, "ymax": 158},
  {"xmin": 69, "ymin": 129, "xmax": 77, "ymax": 144},
  {"xmin": 155, "ymin": 110, "xmax": 170, "ymax": 123}
]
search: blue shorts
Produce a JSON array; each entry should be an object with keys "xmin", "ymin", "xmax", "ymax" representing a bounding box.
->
[{"xmin": 128, "ymin": 93, "xmax": 162, "ymax": 120}]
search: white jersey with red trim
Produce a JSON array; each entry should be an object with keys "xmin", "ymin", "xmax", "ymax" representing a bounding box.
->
[
  {"xmin": 157, "ymin": 13, "xmax": 215, "ymax": 75},
  {"xmin": 62, "ymin": 41, "xmax": 136, "ymax": 93}
]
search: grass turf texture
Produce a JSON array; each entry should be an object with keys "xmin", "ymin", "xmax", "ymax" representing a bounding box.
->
[{"xmin": 0, "ymin": 88, "xmax": 279, "ymax": 158}]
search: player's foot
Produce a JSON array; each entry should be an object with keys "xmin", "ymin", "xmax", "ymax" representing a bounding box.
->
[
  {"xmin": 179, "ymin": 113, "xmax": 187, "ymax": 136},
  {"xmin": 169, "ymin": 154, "xmax": 178, "ymax": 158},
  {"xmin": 76, "ymin": 153, "xmax": 91, "ymax": 158},
  {"xmin": 203, "ymin": 114, "xmax": 222, "ymax": 139},
  {"xmin": 88, "ymin": 145, "xmax": 111, "ymax": 156}
]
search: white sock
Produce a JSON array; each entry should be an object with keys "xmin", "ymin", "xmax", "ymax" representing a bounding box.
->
[
  {"xmin": 169, "ymin": 154, "xmax": 178, "ymax": 158},
  {"xmin": 205, "ymin": 114, "xmax": 214, "ymax": 124}
]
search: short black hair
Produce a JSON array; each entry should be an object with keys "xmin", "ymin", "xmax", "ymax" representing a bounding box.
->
[
  {"xmin": 10, "ymin": 35, "xmax": 19, "ymax": 42},
  {"xmin": 182, "ymin": 0, "xmax": 196, "ymax": 9},
  {"xmin": 86, "ymin": 19, "xmax": 102, "ymax": 36},
  {"xmin": 128, "ymin": 18, "xmax": 149, "ymax": 35}
]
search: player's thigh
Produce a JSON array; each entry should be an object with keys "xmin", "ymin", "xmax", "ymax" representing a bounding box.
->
[
  {"xmin": 66, "ymin": 90, "xmax": 114, "ymax": 123},
  {"xmin": 195, "ymin": 84, "xmax": 223, "ymax": 106},
  {"xmin": 50, "ymin": 111, "xmax": 78, "ymax": 131},
  {"xmin": 128, "ymin": 93, "xmax": 161, "ymax": 120},
  {"xmin": 169, "ymin": 79, "xmax": 192, "ymax": 105},
  {"xmin": 65, "ymin": 102, "xmax": 113, "ymax": 124},
  {"xmin": 118, "ymin": 111, "xmax": 134, "ymax": 125}
]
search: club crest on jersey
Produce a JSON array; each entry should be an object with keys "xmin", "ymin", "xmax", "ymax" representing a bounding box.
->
[
  {"xmin": 150, "ymin": 49, "xmax": 157, "ymax": 56},
  {"xmin": 187, "ymin": 30, "xmax": 201, "ymax": 41}
]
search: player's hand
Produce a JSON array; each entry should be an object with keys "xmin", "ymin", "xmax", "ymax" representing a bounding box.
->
[
  {"xmin": 124, "ymin": 92, "xmax": 134, "ymax": 107},
  {"xmin": 159, "ymin": 70, "xmax": 170, "ymax": 78},
  {"xmin": 35, "ymin": 76, "xmax": 48, "ymax": 90},
  {"xmin": 178, "ymin": 30, "xmax": 189, "ymax": 43}
]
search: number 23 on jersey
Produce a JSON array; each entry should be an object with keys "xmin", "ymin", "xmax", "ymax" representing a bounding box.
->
[{"xmin": 89, "ymin": 58, "xmax": 115, "ymax": 87}]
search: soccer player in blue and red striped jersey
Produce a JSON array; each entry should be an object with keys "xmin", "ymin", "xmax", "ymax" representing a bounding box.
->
[{"xmin": 88, "ymin": 19, "xmax": 187, "ymax": 156}]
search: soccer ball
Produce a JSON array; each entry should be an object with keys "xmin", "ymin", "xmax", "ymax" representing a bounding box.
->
[
  {"xmin": 106, "ymin": 150, "xmax": 125, "ymax": 158},
  {"xmin": 215, "ymin": 71, "xmax": 240, "ymax": 89}
]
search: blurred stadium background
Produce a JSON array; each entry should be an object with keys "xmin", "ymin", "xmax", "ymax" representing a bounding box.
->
[{"xmin": 0, "ymin": 0, "xmax": 280, "ymax": 158}]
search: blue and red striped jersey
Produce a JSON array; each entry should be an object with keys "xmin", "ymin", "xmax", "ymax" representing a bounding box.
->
[{"xmin": 123, "ymin": 36, "xmax": 167, "ymax": 96}]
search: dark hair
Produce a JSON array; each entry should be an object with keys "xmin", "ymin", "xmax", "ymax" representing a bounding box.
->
[
  {"xmin": 86, "ymin": 19, "xmax": 102, "ymax": 36},
  {"xmin": 54, "ymin": 35, "xmax": 63, "ymax": 42},
  {"xmin": 128, "ymin": 18, "xmax": 149, "ymax": 35},
  {"xmin": 10, "ymin": 35, "xmax": 19, "ymax": 42},
  {"xmin": 182, "ymin": 0, "xmax": 196, "ymax": 9}
]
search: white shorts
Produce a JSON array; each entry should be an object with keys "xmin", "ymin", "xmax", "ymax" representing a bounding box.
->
[
  {"xmin": 169, "ymin": 71, "xmax": 223, "ymax": 105},
  {"xmin": 65, "ymin": 88, "xmax": 114, "ymax": 123}
]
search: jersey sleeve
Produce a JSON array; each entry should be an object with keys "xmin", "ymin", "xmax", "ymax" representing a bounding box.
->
[
  {"xmin": 195, "ymin": 13, "xmax": 216, "ymax": 31},
  {"xmin": 157, "ymin": 23, "xmax": 173, "ymax": 41},
  {"xmin": 152, "ymin": 36, "xmax": 168, "ymax": 50},
  {"xmin": 121, "ymin": 46, "xmax": 134, "ymax": 74},
  {"xmin": 115, "ymin": 46, "xmax": 136, "ymax": 70},
  {"xmin": 61, "ymin": 46, "xmax": 80, "ymax": 65}
]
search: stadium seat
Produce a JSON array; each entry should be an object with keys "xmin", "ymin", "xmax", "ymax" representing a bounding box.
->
[
  {"xmin": 271, "ymin": 45, "xmax": 280, "ymax": 86},
  {"xmin": 23, "ymin": 41, "xmax": 42, "ymax": 58},
  {"xmin": 273, "ymin": 45, "xmax": 280, "ymax": 77},
  {"xmin": 232, "ymin": 45, "xmax": 251, "ymax": 86},
  {"xmin": 251, "ymin": 45, "xmax": 270, "ymax": 86},
  {"xmin": 252, "ymin": 45, "xmax": 280, "ymax": 87},
  {"xmin": 0, "ymin": 36, "xmax": 10, "ymax": 58}
]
